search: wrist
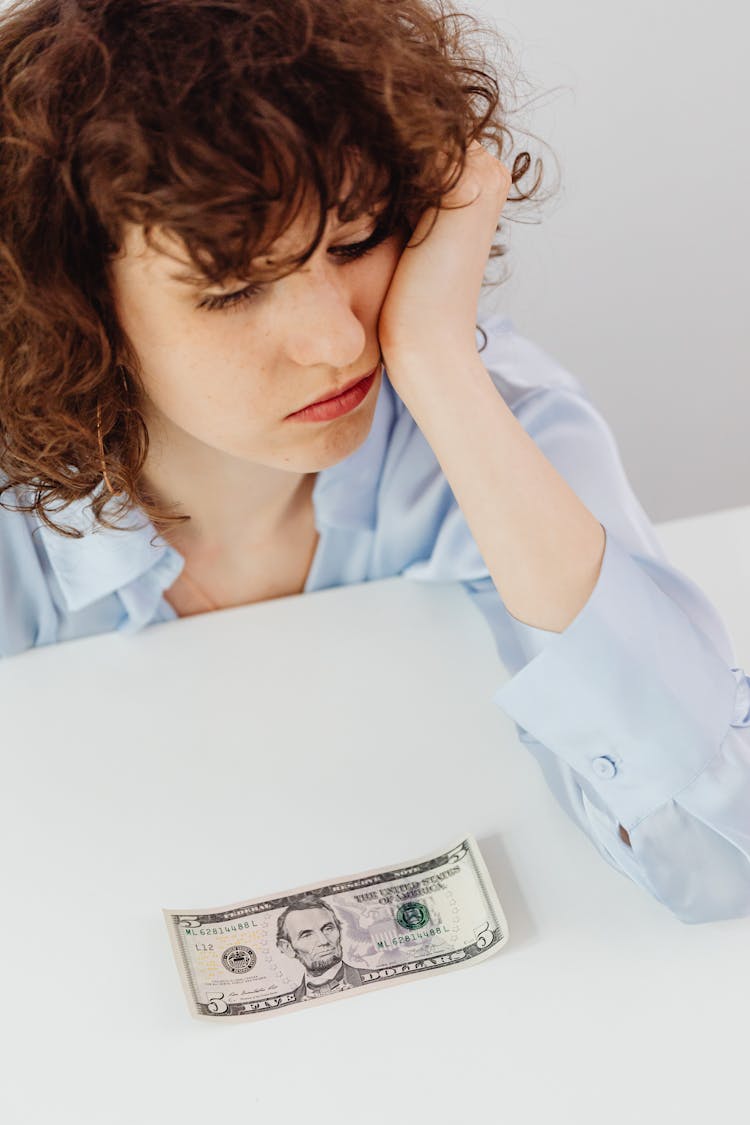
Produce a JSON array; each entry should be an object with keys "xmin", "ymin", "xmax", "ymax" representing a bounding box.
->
[{"xmin": 384, "ymin": 346, "xmax": 501, "ymax": 427}]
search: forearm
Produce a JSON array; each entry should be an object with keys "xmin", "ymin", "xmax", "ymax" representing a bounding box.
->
[{"xmin": 389, "ymin": 349, "xmax": 606, "ymax": 633}]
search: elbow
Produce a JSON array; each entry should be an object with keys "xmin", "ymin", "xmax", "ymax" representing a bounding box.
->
[
  {"xmin": 612, "ymin": 824, "xmax": 750, "ymax": 925},
  {"xmin": 657, "ymin": 879, "xmax": 750, "ymax": 926},
  {"xmin": 667, "ymin": 896, "xmax": 750, "ymax": 925}
]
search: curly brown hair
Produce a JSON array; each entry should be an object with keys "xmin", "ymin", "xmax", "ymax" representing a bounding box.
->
[{"xmin": 0, "ymin": 0, "xmax": 552, "ymax": 539}]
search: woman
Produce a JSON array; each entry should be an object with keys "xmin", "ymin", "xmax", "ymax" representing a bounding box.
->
[{"xmin": 0, "ymin": 0, "xmax": 747, "ymax": 923}]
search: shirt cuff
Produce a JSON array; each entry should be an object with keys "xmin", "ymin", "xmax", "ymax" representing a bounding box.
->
[{"xmin": 493, "ymin": 524, "xmax": 741, "ymax": 829}]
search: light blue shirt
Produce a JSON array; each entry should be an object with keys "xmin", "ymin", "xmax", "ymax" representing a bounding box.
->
[{"xmin": 2, "ymin": 314, "xmax": 748, "ymax": 924}]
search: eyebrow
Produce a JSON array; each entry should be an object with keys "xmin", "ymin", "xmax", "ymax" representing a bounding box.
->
[
  {"xmin": 166, "ymin": 261, "xmax": 291, "ymax": 288},
  {"xmin": 165, "ymin": 207, "xmax": 389, "ymax": 287},
  {"xmin": 166, "ymin": 268, "xmax": 213, "ymax": 286}
]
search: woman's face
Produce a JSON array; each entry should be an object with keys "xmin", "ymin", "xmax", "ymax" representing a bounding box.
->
[{"xmin": 108, "ymin": 201, "xmax": 407, "ymax": 473}]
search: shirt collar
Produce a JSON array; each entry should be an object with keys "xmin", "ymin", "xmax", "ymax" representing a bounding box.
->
[{"xmin": 33, "ymin": 367, "xmax": 399, "ymax": 616}]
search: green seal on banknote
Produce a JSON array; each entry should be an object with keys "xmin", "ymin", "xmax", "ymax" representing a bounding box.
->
[{"xmin": 395, "ymin": 901, "xmax": 430, "ymax": 930}]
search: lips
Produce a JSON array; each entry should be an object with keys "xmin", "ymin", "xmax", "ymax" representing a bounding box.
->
[{"xmin": 294, "ymin": 360, "xmax": 381, "ymax": 414}]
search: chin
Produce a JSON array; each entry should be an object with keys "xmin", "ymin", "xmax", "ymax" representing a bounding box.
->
[{"xmin": 297, "ymin": 395, "xmax": 378, "ymax": 472}]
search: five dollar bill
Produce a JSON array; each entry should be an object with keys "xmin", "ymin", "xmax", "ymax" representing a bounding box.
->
[{"xmin": 164, "ymin": 834, "xmax": 508, "ymax": 1022}]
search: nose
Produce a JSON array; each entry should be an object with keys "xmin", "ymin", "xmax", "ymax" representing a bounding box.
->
[{"xmin": 280, "ymin": 262, "xmax": 367, "ymax": 371}]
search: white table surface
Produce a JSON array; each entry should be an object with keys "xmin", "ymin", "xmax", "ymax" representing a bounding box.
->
[{"xmin": 2, "ymin": 504, "xmax": 749, "ymax": 1124}]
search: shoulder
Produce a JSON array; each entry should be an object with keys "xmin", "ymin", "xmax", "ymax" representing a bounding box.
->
[
  {"xmin": 474, "ymin": 313, "xmax": 588, "ymax": 407},
  {"xmin": 385, "ymin": 313, "xmax": 591, "ymax": 441},
  {"xmin": 0, "ymin": 478, "xmax": 59, "ymax": 657}
]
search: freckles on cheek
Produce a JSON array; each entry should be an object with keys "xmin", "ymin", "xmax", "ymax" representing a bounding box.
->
[{"xmin": 190, "ymin": 362, "xmax": 273, "ymax": 426}]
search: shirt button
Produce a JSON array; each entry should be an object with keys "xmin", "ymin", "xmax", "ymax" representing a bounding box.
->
[
  {"xmin": 730, "ymin": 667, "xmax": 750, "ymax": 727},
  {"xmin": 592, "ymin": 755, "xmax": 617, "ymax": 779}
]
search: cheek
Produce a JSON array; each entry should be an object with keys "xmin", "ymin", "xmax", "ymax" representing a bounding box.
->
[
  {"xmin": 132, "ymin": 308, "xmax": 269, "ymax": 414},
  {"xmin": 140, "ymin": 338, "xmax": 275, "ymax": 446},
  {"xmin": 111, "ymin": 280, "xmax": 278, "ymax": 443}
]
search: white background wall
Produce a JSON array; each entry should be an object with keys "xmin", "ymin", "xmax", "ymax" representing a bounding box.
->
[
  {"xmin": 475, "ymin": 0, "xmax": 749, "ymax": 521},
  {"xmin": 2, "ymin": 0, "xmax": 745, "ymax": 521}
]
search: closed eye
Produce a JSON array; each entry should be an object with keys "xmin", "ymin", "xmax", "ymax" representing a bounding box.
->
[{"xmin": 196, "ymin": 219, "xmax": 392, "ymax": 314}]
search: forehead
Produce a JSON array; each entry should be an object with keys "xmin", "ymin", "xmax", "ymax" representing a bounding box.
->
[
  {"xmin": 111, "ymin": 161, "xmax": 384, "ymax": 288},
  {"xmin": 111, "ymin": 215, "xmax": 319, "ymax": 286},
  {"xmin": 286, "ymin": 907, "xmax": 337, "ymax": 936}
]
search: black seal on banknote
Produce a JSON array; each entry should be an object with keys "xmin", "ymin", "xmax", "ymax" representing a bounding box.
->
[{"xmin": 221, "ymin": 945, "xmax": 257, "ymax": 973}]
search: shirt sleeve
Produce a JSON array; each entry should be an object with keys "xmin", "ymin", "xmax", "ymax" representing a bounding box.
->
[{"xmin": 463, "ymin": 349, "xmax": 750, "ymax": 925}]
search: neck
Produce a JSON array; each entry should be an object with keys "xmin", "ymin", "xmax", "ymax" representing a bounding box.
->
[{"xmin": 142, "ymin": 409, "xmax": 316, "ymax": 556}]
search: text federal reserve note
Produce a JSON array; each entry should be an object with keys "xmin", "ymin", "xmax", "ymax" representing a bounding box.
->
[{"xmin": 164, "ymin": 834, "xmax": 508, "ymax": 1022}]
